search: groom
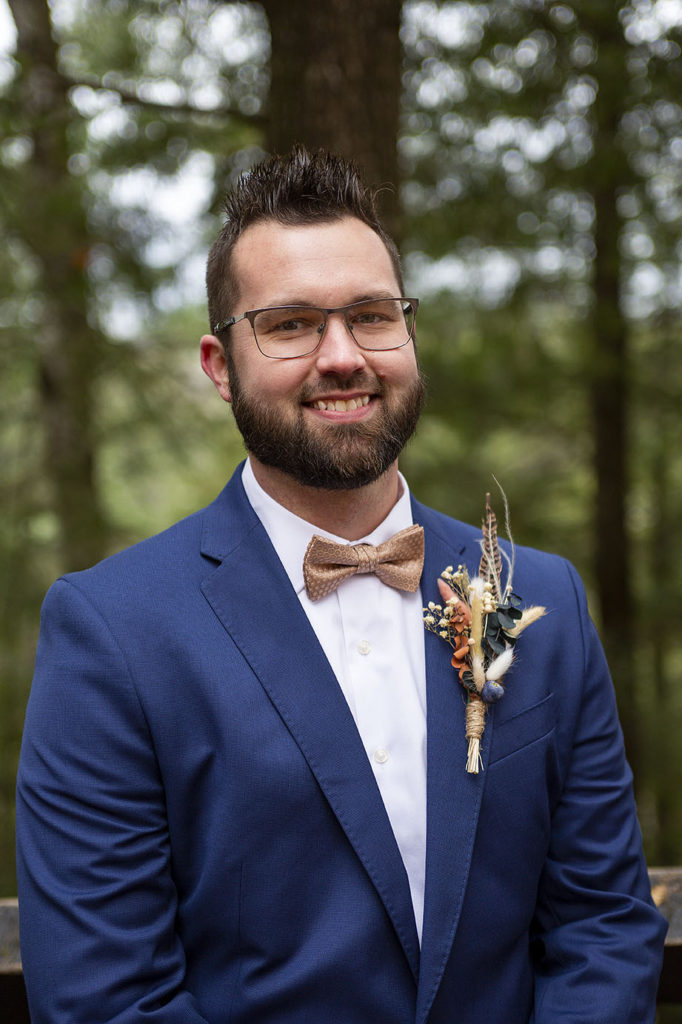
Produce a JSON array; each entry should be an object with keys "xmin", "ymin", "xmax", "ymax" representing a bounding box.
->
[{"xmin": 17, "ymin": 147, "xmax": 665, "ymax": 1023}]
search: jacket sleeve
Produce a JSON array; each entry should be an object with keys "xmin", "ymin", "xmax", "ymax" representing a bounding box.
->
[
  {"xmin": 531, "ymin": 560, "xmax": 667, "ymax": 1023},
  {"xmin": 16, "ymin": 578, "xmax": 211, "ymax": 1024}
]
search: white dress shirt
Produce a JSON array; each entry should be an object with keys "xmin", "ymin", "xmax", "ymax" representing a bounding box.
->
[{"xmin": 241, "ymin": 458, "xmax": 427, "ymax": 941}]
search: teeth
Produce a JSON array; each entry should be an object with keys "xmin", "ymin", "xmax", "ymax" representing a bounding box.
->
[{"xmin": 314, "ymin": 395, "xmax": 370, "ymax": 412}]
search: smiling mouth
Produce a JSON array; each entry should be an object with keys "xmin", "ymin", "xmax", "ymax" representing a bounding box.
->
[{"xmin": 310, "ymin": 395, "xmax": 372, "ymax": 412}]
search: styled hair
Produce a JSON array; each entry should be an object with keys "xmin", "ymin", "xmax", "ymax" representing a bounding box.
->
[{"xmin": 206, "ymin": 146, "xmax": 403, "ymax": 333}]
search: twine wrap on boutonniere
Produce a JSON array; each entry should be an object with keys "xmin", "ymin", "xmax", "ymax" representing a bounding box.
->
[{"xmin": 424, "ymin": 488, "xmax": 546, "ymax": 773}]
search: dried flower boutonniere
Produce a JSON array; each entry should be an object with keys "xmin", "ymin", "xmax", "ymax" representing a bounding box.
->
[{"xmin": 424, "ymin": 490, "xmax": 546, "ymax": 773}]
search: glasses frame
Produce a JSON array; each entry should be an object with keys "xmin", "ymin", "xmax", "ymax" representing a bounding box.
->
[{"xmin": 212, "ymin": 297, "xmax": 419, "ymax": 360}]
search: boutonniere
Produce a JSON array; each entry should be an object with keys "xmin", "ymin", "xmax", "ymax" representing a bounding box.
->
[{"xmin": 423, "ymin": 490, "xmax": 546, "ymax": 773}]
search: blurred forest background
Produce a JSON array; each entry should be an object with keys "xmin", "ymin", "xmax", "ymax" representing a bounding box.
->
[{"xmin": 1, "ymin": 0, "xmax": 681, "ymax": 902}]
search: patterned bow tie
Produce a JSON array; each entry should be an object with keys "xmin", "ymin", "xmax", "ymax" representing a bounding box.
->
[{"xmin": 303, "ymin": 524, "xmax": 425, "ymax": 601}]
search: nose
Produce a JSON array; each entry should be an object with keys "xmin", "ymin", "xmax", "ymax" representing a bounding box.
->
[{"xmin": 313, "ymin": 310, "xmax": 367, "ymax": 376}]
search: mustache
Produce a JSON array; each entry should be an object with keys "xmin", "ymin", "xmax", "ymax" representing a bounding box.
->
[{"xmin": 298, "ymin": 372, "xmax": 384, "ymax": 401}]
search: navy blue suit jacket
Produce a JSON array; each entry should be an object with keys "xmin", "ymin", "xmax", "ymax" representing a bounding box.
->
[{"xmin": 17, "ymin": 466, "xmax": 666, "ymax": 1022}]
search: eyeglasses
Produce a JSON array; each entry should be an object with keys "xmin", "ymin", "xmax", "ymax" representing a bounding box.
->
[{"xmin": 213, "ymin": 297, "xmax": 419, "ymax": 360}]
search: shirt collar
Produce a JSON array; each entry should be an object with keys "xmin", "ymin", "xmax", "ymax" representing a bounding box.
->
[{"xmin": 241, "ymin": 458, "xmax": 415, "ymax": 596}]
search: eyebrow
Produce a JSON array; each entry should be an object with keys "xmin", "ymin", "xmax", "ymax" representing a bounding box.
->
[{"xmin": 252, "ymin": 291, "xmax": 400, "ymax": 309}]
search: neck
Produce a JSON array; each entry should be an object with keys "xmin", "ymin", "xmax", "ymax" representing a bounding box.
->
[{"xmin": 248, "ymin": 457, "xmax": 402, "ymax": 540}]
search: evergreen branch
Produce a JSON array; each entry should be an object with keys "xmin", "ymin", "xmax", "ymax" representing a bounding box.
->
[{"xmin": 63, "ymin": 72, "xmax": 265, "ymax": 128}]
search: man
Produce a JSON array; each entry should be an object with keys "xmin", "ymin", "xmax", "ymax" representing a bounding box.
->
[{"xmin": 17, "ymin": 147, "xmax": 665, "ymax": 1023}]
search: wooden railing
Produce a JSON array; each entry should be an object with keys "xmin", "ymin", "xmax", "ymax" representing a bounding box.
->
[
  {"xmin": 0, "ymin": 899, "xmax": 25, "ymax": 1022},
  {"xmin": 2, "ymin": 870, "xmax": 681, "ymax": 1021},
  {"xmin": 649, "ymin": 868, "xmax": 682, "ymax": 1005}
]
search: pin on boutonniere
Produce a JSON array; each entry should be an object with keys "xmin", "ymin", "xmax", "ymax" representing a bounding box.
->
[{"xmin": 423, "ymin": 489, "xmax": 546, "ymax": 773}]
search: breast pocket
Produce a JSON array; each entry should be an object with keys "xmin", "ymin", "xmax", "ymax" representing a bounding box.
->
[{"xmin": 487, "ymin": 692, "xmax": 556, "ymax": 767}]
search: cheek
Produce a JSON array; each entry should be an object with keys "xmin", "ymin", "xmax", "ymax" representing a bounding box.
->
[
  {"xmin": 242, "ymin": 362, "xmax": 310, "ymax": 403},
  {"xmin": 377, "ymin": 347, "xmax": 419, "ymax": 381}
]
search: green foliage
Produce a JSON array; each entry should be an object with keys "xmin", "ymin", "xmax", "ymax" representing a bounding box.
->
[
  {"xmin": 0, "ymin": 302, "xmax": 58, "ymax": 894},
  {"xmin": 97, "ymin": 304, "xmax": 247, "ymax": 544},
  {"xmin": 400, "ymin": 0, "xmax": 682, "ymax": 314},
  {"xmin": 0, "ymin": 0, "xmax": 264, "ymax": 894},
  {"xmin": 400, "ymin": 0, "xmax": 682, "ymax": 862},
  {"xmin": 404, "ymin": 289, "xmax": 593, "ymax": 568}
]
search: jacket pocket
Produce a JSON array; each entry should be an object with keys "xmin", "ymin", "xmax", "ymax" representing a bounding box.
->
[{"xmin": 487, "ymin": 692, "xmax": 555, "ymax": 766}]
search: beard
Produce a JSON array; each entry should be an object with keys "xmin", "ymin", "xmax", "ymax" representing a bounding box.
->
[{"xmin": 227, "ymin": 365, "xmax": 426, "ymax": 490}]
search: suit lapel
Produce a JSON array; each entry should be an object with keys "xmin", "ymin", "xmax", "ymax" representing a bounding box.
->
[
  {"xmin": 198, "ymin": 475, "xmax": 490, "ymax": 1000},
  {"xmin": 412, "ymin": 501, "xmax": 494, "ymax": 1023},
  {"xmin": 200, "ymin": 471, "xmax": 420, "ymax": 979}
]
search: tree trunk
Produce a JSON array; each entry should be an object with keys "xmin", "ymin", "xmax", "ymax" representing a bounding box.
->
[
  {"xmin": 644, "ymin": 322, "xmax": 680, "ymax": 862},
  {"xmin": 582, "ymin": 4, "xmax": 637, "ymax": 769},
  {"xmin": 260, "ymin": 0, "xmax": 403, "ymax": 238},
  {"xmin": 7, "ymin": 0, "xmax": 108, "ymax": 571}
]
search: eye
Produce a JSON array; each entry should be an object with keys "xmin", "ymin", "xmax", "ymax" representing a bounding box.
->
[
  {"xmin": 255, "ymin": 308, "xmax": 322, "ymax": 338},
  {"xmin": 352, "ymin": 310, "xmax": 384, "ymax": 326},
  {"xmin": 275, "ymin": 318, "xmax": 309, "ymax": 332},
  {"xmin": 349, "ymin": 300, "xmax": 403, "ymax": 328}
]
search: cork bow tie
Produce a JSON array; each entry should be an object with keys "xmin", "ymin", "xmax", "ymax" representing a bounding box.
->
[{"xmin": 303, "ymin": 524, "xmax": 425, "ymax": 601}]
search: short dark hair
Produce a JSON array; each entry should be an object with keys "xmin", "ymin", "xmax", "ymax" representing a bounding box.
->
[{"xmin": 206, "ymin": 146, "xmax": 403, "ymax": 333}]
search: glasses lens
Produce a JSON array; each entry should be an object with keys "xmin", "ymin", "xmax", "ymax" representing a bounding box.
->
[
  {"xmin": 251, "ymin": 299, "xmax": 416, "ymax": 358},
  {"xmin": 345, "ymin": 299, "xmax": 415, "ymax": 350},
  {"xmin": 253, "ymin": 306, "xmax": 325, "ymax": 357}
]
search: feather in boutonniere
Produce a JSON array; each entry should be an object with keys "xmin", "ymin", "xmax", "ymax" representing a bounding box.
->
[{"xmin": 424, "ymin": 487, "xmax": 546, "ymax": 773}]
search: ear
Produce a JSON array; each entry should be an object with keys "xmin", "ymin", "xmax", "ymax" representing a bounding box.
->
[{"xmin": 200, "ymin": 335, "xmax": 232, "ymax": 403}]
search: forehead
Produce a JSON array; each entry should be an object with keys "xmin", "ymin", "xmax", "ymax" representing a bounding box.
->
[{"xmin": 230, "ymin": 216, "xmax": 400, "ymax": 309}]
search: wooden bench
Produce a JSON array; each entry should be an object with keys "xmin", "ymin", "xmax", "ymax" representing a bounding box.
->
[{"xmin": 2, "ymin": 871, "xmax": 682, "ymax": 1020}]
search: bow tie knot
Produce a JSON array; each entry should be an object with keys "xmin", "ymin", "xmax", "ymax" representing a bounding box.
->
[
  {"xmin": 354, "ymin": 544, "xmax": 380, "ymax": 574},
  {"xmin": 303, "ymin": 524, "xmax": 424, "ymax": 601}
]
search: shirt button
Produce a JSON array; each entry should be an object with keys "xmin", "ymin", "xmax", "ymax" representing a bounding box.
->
[
  {"xmin": 374, "ymin": 748, "xmax": 389, "ymax": 765},
  {"xmin": 357, "ymin": 639, "xmax": 372, "ymax": 655}
]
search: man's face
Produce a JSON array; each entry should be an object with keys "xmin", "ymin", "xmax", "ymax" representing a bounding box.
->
[{"xmin": 204, "ymin": 216, "xmax": 424, "ymax": 490}]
